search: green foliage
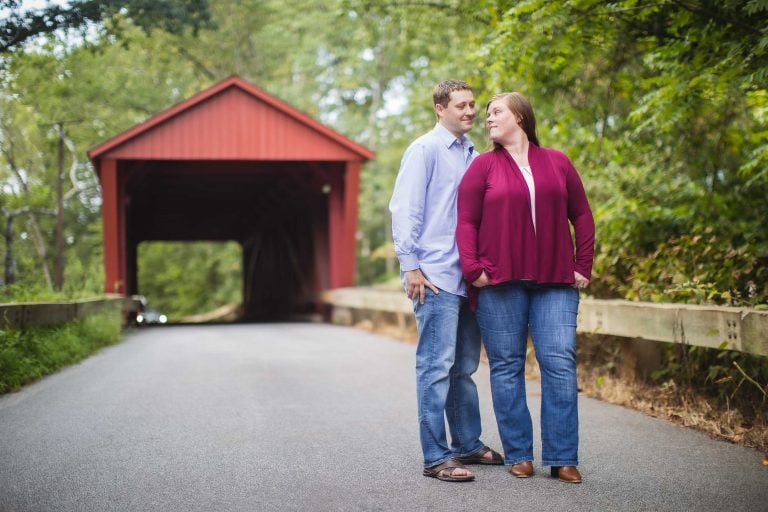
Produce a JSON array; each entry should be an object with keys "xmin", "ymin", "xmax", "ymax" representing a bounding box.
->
[
  {"xmin": 0, "ymin": 309, "xmax": 122, "ymax": 393},
  {"xmin": 1, "ymin": 23, "xmax": 203, "ymax": 300},
  {"xmin": 0, "ymin": 284, "xmax": 68, "ymax": 303},
  {"xmin": 476, "ymin": 0, "xmax": 768, "ymax": 308},
  {"xmin": 619, "ymin": 227, "xmax": 768, "ymax": 305},
  {"xmin": 0, "ymin": 0, "xmax": 213, "ymax": 53},
  {"xmin": 137, "ymin": 241, "xmax": 242, "ymax": 321},
  {"xmin": 1, "ymin": 0, "xmax": 767, "ymax": 315}
]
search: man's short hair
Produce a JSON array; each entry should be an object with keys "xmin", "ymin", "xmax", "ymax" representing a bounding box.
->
[{"xmin": 433, "ymin": 80, "xmax": 473, "ymax": 108}]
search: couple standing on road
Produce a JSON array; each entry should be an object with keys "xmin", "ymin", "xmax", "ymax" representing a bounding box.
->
[{"xmin": 389, "ymin": 80, "xmax": 595, "ymax": 484}]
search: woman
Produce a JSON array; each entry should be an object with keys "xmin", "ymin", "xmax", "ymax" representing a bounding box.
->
[{"xmin": 456, "ymin": 92, "xmax": 595, "ymax": 483}]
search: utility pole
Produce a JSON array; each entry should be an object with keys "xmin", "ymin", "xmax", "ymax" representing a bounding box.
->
[{"xmin": 54, "ymin": 122, "xmax": 64, "ymax": 291}]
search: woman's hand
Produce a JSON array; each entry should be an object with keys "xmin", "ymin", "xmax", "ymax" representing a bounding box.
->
[
  {"xmin": 472, "ymin": 271, "xmax": 490, "ymax": 288},
  {"xmin": 573, "ymin": 271, "xmax": 590, "ymax": 289}
]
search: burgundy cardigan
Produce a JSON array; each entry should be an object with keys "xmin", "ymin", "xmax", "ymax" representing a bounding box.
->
[{"xmin": 456, "ymin": 144, "xmax": 595, "ymax": 296}]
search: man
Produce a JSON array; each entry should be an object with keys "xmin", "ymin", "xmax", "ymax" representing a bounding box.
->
[{"xmin": 389, "ymin": 80, "xmax": 502, "ymax": 482}]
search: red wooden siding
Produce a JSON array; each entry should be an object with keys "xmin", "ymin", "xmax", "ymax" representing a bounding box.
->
[
  {"xmin": 88, "ymin": 76, "xmax": 373, "ymax": 315},
  {"xmin": 90, "ymin": 76, "xmax": 373, "ymax": 165},
  {"xmin": 102, "ymin": 88, "xmax": 360, "ymax": 161}
]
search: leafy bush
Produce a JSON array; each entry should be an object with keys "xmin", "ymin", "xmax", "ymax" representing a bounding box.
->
[
  {"xmin": 596, "ymin": 226, "xmax": 768, "ymax": 307},
  {"xmin": 0, "ymin": 310, "xmax": 122, "ymax": 394}
]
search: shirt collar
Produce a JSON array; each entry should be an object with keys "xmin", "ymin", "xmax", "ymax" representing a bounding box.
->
[{"xmin": 433, "ymin": 122, "xmax": 474, "ymax": 152}]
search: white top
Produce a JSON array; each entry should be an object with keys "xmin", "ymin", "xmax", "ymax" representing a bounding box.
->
[{"xmin": 519, "ymin": 165, "xmax": 536, "ymax": 232}]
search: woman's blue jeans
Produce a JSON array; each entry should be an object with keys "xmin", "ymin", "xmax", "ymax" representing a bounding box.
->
[
  {"xmin": 414, "ymin": 288, "xmax": 485, "ymax": 468},
  {"xmin": 476, "ymin": 283, "xmax": 580, "ymax": 467}
]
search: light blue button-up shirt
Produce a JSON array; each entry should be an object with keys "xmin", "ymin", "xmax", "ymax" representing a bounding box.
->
[{"xmin": 389, "ymin": 122, "xmax": 477, "ymax": 296}]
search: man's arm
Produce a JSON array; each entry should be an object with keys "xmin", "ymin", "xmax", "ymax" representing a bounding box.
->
[{"xmin": 389, "ymin": 143, "xmax": 438, "ymax": 303}]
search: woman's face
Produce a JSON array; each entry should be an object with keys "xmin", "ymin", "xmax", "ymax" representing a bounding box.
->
[{"xmin": 486, "ymin": 99, "xmax": 521, "ymax": 144}]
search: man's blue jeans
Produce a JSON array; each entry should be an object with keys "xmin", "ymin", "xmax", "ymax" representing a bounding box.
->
[
  {"xmin": 413, "ymin": 288, "xmax": 485, "ymax": 468},
  {"xmin": 476, "ymin": 283, "xmax": 580, "ymax": 467}
]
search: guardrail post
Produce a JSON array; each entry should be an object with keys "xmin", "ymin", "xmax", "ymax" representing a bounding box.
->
[{"xmin": 618, "ymin": 338, "xmax": 662, "ymax": 382}]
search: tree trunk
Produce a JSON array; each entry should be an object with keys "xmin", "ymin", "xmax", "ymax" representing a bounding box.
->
[
  {"xmin": 3, "ymin": 135, "xmax": 55, "ymax": 291},
  {"xmin": 27, "ymin": 217, "xmax": 53, "ymax": 290},
  {"xmin": 2, "ymin": 207, "xmax": 31, "ymax": 287},
  {"xmin": 54, "ymin": 122, "xmax": 65, "ymax": 290},
  {"xmin": 4, "ymin": 214, "xmax": 16, "ymax": 285}
]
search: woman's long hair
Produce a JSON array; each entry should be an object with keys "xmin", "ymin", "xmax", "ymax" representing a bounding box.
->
[{"xmin": 486, "ymin": 92, "xmax": 540, "ymax": 149}]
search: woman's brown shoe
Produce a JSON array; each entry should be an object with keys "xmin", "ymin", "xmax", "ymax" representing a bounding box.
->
[
  {"xmin": 550, "ymin": 466, "xmax": 582, "ymax": 483},
  {"xmin": 509, "ymin": 461, "xmax": 534, "ymax": 478}
]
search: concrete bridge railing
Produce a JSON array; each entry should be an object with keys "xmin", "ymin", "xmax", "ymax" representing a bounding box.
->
[
  {"xmin": 320, "ymin": 287, "xmax": 768, "ymax": 357},
  {"xmin": 0, "ymin": 295, "xmax": 138, "ymax": 330}
]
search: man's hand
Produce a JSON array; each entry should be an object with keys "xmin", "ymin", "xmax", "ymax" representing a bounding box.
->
[
  {"xmin": 472, "ymin": 271, "xmax": 490, "ymax": 288},
  {"xmin": 573, "ymin": 271, "xmax": 590, "ymax": 289},
  {"xmin": 404, "ymin": 269, "xmax": 439, "ymax": 304}
]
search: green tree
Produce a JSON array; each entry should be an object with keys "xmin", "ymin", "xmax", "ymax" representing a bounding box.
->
[
  {"xmin": 0, "ymin": 0, "xmax": 212, "ymax": 53},
  {"xmin": 0, "ymin": 24, "xmax": 202, "ymax": 298},
  {"xmin": 2, "ymin": 0, "xmax": 765, "ymax": 310},
  {"xmin": 476, "ymin": 0, "xmax": 768, "ymax": 305},
  {"xmin": 157, "ymin": 0, "xmax": 489, "ymax": 283}
]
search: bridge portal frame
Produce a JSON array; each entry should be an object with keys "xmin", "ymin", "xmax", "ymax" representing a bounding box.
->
[{"xmin": 88, "ymin": 76, "xmax": 373, "ymax": 319}]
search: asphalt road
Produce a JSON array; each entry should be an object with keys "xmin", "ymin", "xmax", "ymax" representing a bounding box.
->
[{"xmin": 0, "ymin": 323, "xmax": 765, "ymax": 512}]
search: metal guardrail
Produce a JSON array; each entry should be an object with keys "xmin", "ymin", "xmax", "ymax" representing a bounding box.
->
[
  {"xmin": 0, "ymin": 295, "xmax": 130, "ymax": 330},
  {"xmin": 321, "ymin": 287, "xmax": 768, "ymax": 357}
]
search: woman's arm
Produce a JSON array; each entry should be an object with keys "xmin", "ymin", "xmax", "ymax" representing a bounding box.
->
[
  {"xmin": 456, "ymin": 158, "xmax": 488, "ymax": 284},
  {"xmin": 565, "ymin": 159, "xmax": 595, "ymax": 281}
]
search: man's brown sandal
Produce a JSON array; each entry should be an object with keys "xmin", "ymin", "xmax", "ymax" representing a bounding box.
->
[
  {"xmin": 455, "ymin": 446, "xmax": 504, "ymax": 465},
  {"xmin": 423, "ymin": 459, "xmax": 475, "ymax": 482}
]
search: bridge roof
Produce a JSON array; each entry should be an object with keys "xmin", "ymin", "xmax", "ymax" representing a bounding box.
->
[{"xmin": 88, "ymin": 75, "xmax": 374, "ymax": 175}]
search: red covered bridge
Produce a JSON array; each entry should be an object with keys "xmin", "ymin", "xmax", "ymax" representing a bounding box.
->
[{"xmin": 88, "ymin": 76, "xmax": 373, "ymax": 320}]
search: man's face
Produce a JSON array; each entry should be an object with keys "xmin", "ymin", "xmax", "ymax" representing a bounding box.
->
[{"xmin": 436, "ymin": 89, "xmax": 476, "ymax": 138}]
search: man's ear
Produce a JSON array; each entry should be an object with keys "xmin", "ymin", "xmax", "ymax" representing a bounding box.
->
[{"xmin": 434, "ymin": 103, "xmax": 444, "ymax": 119}]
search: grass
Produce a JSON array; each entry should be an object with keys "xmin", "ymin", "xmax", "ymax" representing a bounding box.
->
[{"xmin": 0, "ymin": 310, "xmax": 123, "ymax": 394}]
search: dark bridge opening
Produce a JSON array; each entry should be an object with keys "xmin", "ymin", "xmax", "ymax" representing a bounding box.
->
[{"xmin": 126, "ymin": 160, "xmax": 337, "ymax": 320}]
